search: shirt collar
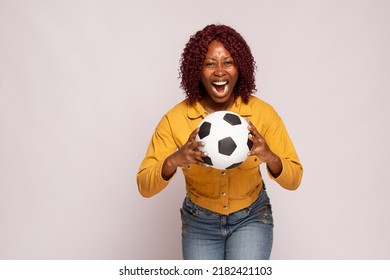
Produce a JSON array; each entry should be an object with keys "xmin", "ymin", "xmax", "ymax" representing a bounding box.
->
[
  {"xmin": 187, "ymin": 99, "xmax": 205, "ymax": 119},
  {"xmin": 187, "ymin": 96, "xmax": 253, "ymax": 119}
]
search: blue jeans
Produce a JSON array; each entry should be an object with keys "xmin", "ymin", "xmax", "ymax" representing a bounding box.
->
[{"xmin": 180, "ymin": 187, "xmax": 273, "ymax": 260}]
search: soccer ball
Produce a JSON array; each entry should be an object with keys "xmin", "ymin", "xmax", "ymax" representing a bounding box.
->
[{"xmin": 195, "ymin": 111, "xmax": 253, "ymax": 170}]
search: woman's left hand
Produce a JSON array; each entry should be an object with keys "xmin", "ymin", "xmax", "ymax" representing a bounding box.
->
[{"xmin": 247, "ymin": 119, "xmax": 283, "ymax": 178}]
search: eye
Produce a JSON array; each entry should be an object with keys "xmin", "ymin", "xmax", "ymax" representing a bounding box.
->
[
  {"xmin": 224, "ymin": 60, "xmax": 234, "ymax": 66},
  {"xmin": 204, "ymin": 61, "xmax": 216, "ymax": 67}
]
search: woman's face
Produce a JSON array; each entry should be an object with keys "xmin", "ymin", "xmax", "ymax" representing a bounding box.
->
[{"xmin": 200, "ymin": 40, "xmax": 239, "ymax": 107}]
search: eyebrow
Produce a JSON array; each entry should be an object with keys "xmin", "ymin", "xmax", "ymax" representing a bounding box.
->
[{"xmin": 204, "ymin": 57, "xmax": 233, "ymax": 60}]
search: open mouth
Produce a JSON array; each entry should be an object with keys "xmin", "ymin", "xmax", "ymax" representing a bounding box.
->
[{"xmin": 211, "ymin": 80, "xmax": 228, "ymax": 94}]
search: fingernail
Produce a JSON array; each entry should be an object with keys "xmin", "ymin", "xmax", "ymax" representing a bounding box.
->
[
  {"xmin": 200, "ymin": 141, "xmax": 206, "ymax": 146},
  {"xmin": 203, "ymin": 152, "xmax": 208, "ymax": 156}
]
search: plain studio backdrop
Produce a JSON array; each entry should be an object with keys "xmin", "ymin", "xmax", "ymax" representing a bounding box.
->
[{"xmin": 0, "ymin": 0, "xmax": 389, "ymax": 259}]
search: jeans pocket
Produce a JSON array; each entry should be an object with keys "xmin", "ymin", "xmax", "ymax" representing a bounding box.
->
[
  {"xmin": 257, "ymin": 204, "xmax": 274, "ymax": 226},
  {"xmin": 180, "ymin": 208, "xmax": 189, "ymax": 236},
  {"xmin": 183, "ymin": 196, "xmax": 199, "ymax": 216},
  {"xmin": 180, "ymin": 197, "xmax": 200, "ymax": 236}
]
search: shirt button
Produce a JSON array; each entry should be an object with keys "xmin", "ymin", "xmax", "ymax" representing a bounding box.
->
[
  {"xmin": 221, "ymin": 171, "xmax": 226, "ymax": 175},
  {"xmin": 223, "ymin": 206, "xmax": 228, "ymax": 210},
  {"xmin": 221, "ymin": 192, "xmax": 226, "ymax": 196}
]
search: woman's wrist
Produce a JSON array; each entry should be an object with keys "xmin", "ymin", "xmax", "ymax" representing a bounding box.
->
[
  {"xmin": 162, "ymin": 154, "xmax": 178, "ymax": 181},
  {"xmin": 266, "ymin": 153, "xmax": 282, "ymax": 178}
]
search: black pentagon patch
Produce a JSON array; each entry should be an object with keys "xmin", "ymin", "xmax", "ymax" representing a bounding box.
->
[
  {"xmin": 198, "ymin": 122, "xmax": 211, "ymax": 139},
  {"xmin": 247, "ymin": 138, "xmax": 253, "ymax": 150},
  {"xmin": 218, "ymin": 137, "xmax": 237, "ymax": 156},
  {"xmin": 201, "ymin": 156, "xmax": 213, "ymax": 166},
  {"xmin": 226, "ymin": 162, "xmax": 243, "ymax": 169},
  {"xmin": 223, "ymin": 113, "xmax": 242, "ymax": 125}
]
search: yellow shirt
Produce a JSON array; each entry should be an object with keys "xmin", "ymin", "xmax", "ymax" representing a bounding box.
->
[{"xmin": 137, "ymin": 95, "xmax": 303, "ymax": 215}]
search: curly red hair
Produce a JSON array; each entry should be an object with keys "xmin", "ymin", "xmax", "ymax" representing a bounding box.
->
[{"xmin": 179, "ymin": 24, "xmax": 256, "ymax": 103}]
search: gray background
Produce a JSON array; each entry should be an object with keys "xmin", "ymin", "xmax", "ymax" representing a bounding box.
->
[{"xmin": 1, "ymin": 0, "xmax": 389, "ymax": 259}]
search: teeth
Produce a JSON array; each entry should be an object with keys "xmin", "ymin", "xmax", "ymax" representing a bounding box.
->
[{"xmin": 212, "ymin": 81, "xmax": 228, "ymax": 86}]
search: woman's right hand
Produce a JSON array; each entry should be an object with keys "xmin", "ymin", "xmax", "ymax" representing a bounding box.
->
[{"xmin": 161, "ymin": 128, "xmax": 207, "ymax": 180}]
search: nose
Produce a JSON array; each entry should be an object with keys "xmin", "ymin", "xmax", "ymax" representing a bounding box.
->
[{"xmin": 214, "ymin": 63, "xmax": 226, "ymax": 76}]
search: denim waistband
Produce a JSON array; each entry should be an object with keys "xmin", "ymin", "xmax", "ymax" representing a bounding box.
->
[{"xmin": 183, "ymin": 185, "xmax": 269, "ymax": 218}]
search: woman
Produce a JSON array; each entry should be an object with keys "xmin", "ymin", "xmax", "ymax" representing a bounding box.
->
[{"xmin": 137, "ymin": 24, "xmax": 303, "ymax": 259}]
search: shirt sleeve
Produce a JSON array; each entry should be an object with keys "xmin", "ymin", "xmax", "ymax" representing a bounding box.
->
[
  {"xmin": 136, "ymin": 115, "xmax": 178, "ymax": 197},
  {"xmin": 264, "ymin": 110, "xmax": 303, "ymax": 190}
]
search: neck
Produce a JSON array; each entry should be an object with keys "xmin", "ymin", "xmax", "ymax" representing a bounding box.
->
[{"xmin": 200, "ymin": 96, "xmax": 235, "ymax": 113}]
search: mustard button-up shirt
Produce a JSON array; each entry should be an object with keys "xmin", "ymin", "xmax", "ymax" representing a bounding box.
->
[{"xmin": 137, "ymin": 96, "xmax": 303, "ymax": 215}]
